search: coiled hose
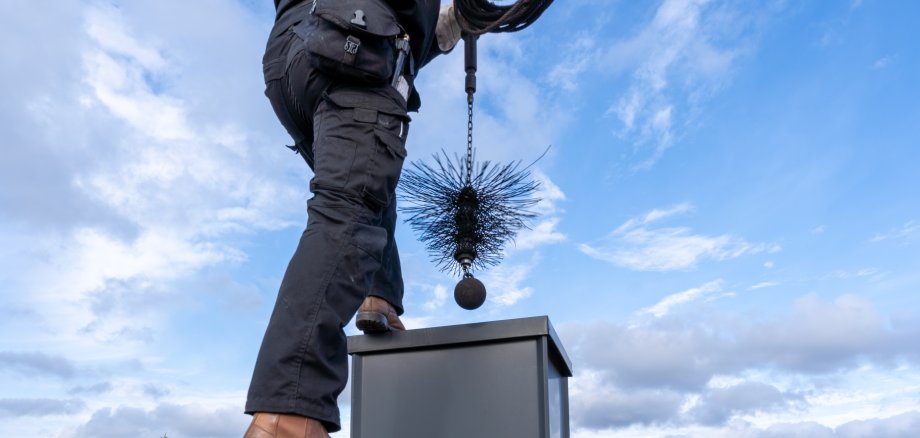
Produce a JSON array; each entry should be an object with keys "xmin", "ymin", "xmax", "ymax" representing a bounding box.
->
[{"xmin": 454, "ymin": 0, "xmax": 554, "ymax": 36}]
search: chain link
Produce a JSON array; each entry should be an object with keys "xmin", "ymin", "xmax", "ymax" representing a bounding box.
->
[{"xmin": 466, "ymin": 95, "xmax": 474, "ymax": 185}]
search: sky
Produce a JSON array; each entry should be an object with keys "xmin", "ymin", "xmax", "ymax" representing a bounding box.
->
[{"xmin": 1, "ymin": 0, "xmax": 919, "ymax": 437}]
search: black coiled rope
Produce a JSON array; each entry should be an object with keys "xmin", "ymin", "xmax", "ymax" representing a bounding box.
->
[{"xmin": 454, "ymin": 0, "xmax": 554, "ymax": 35}]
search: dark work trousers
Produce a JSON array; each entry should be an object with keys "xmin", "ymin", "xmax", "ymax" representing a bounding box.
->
[{"xmin": 246, "ymin": 16, "xmax": 410, "ymax": 433}]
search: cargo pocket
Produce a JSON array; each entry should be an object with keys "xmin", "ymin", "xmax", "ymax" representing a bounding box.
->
[
  {"xmin": 314, "ymin": 87, "xmax": 409, "ymax": 208},
  {"xmin": 361, "ymin": 118, "xmax": 407, "ymax": 208},
  {"xmin": 313, "ymin": 137, "xmax": 358, "ymax": 190}
]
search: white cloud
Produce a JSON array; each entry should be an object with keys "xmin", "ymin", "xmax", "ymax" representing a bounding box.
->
[
  {"xmin": 0, "ymin": 5, "xmax": 307, "ymax": 432},
  {"xmin": 570, "ymin": 370, "xmax": 684, "ymax": 429},
  {"xmin": 533, "ymin": 170, "xmax": 567, "ymax": 215},
  {"xmin": 0, "ymin": 1, "xmax": 308, "ymax": 357},
  {"xmin": 871, "ymin": 221, "xmax": 918, "ymax": 243},
  {"xmin": 833, "ymin": 411, "xmax": 920, "ymax": 437},
  {"xmin": 827, "ymin": 268, "xmax": 885, "ymax": 282},
  {"xmin": 70, "ymin": 403, "xmax": 248, "ymax": 438},
  {"xmin": 613, "ymin": 203, "xmax": 693, "ymax": 235},
  {"xmin": 856, "ymin": 268, "xmax": 880, "ymax": 277},
  {"xmin": 580, "ymin": 204, "xmax": 777, "ymax": 271},
  {"xmin": 84, "ymin": 6, "xmax": 167, "ymax": 72},
  {"xmin": 410, "ymin": 33, "xmax": 567, "ymax": 165},
  {"xmin": 0, "ymin": 351, "xmax": 77, "ymax": 380},
  {"xmin": 513, "ymin": 170, "xmax": 567, "ymax": 251},
  {"xmin": 871, "ymin": 55, "xmax": 895, "ymax": 69},
  {"xmin": 83, "ymin": 49, "xmax": 193, "ymax": 141},
  {"xmin": 397, "ymin": 315, "xmax": 437, "ymax": 331},
  {"xmin": 595, "ymin": 0, "xmax": 760, "ymax": 169},
  {"xmin": 745, "ymin": 294, "xmax": 892, "ymax": 372},
  {"xmin": 688, "ymin": 381, "xmax": 802, "ymax": 425},
  {"xmin": 64, "ymin": 228, "xmax": 234, "ymax": 294},
  {"xmin": 755, "ymin": 411, "xmax": 920, "ymax": 438},
  {"xmin": 561, "ymin": 294, "xmax": 920, "ymax": 432},
  {"xmin": 560, "ymin": 297, "xmax": 920, "ymax": 437},
  {"xmin": 638, "ymin": 279, "xmax": 725, "ymax": 319},
  {"xmin": 0, "ymin": 398, "xmax": 86, "ymax": 419},
  {"xmin": 751, "ymin": 281, "xmax": 779, "ymax": 290},
  {"xmin": 516, "ymin": 217, "xmax": 566, "ymax": 250},
  {"xmin": 547, "ymin": 33, "xmax": 596, "ymax": 92},
  {"xmin": 422, "ymin": 284, "xmax": 449, "ymax": 311},
  {"xmin": 481, "ymin": 263, "xmax": 534, "ymax": 306}
]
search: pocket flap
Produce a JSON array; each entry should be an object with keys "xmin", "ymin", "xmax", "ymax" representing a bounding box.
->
[
  {"xmin": 375, "ymin": 125, "xmax": 407, "ymax": 159},
  {"xmin": 314, "ymin": 0, "xmax": 400, "ymax": 37},
  {"xmin": 324, "ymin": 87, "xmax": 409, "ymax": 119}
]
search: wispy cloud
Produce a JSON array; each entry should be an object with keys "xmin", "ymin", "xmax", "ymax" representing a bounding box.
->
[
  {"xmin": 546, "ymin": 32, "xmax": 595, "ymax": 92},
  {"xmin": 481, "ymin": 263, "xmax": 534, "ymax": 307},
  {"xmin": 600, "ymin": 0, "xmax": 762, "ymax": 170},
  {"xmin": 515, "ymin": 217, "xmax": 566, "ymax": 251},
  {"xmin": 613, "ymin": 203, "xmax": 694, "ymax": 234},
  {"xmin": 751, "ymin": 281, "xmax": 779, "ymax": 290},
  {"xmin": 828, "ymin": 268, "xmax": 883, "ymax": 281},
  {"xmin": 83, "ymin": 8, "xmax": 191, "ymax": 141},
  {"xmin": 580, "ymin": 204, "xmax": 778, "ymax": 271},
  {"xmin": 872, "ymin": 54, "xmax": 895, "ymax": 70},
  {"xmin": 410, "ymin": 32, "xmax": 567, "ymax": 165},
  {"xmin": 638, "ymin": 279, "xmax": 726, "ymax": 319},
  {"xmin": 513, "ymin": 170, "xmax": 567, "ymax": 251},
  {"xmin": 871, "ymin": 221, "xmax": 917, "ymax": 243}
]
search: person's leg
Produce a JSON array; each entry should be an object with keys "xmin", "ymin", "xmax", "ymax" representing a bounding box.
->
[
  {"xmin": 371, "ymin": 196, "xmax": 405, "ymax": 312},
  {"xmin": 356, "ymin": 195, "xmax": 407, "ymax": 333},
  {"xmin": 246, "ymin": 86, "xmax": 408, "ymax": 432},
  {"xmin": 247, "ymin": 23, "xmax": 335, "ymax": 437}
]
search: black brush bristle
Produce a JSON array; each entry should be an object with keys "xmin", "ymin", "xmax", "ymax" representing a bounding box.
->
[{"xmin": 399, "ymin": 151, "xmax": 540, "ymax": 275}]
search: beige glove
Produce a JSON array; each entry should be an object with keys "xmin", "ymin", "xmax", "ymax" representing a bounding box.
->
[{"xmin": 436, "ymin": 3, "xmax": 462, "ymax": 52}]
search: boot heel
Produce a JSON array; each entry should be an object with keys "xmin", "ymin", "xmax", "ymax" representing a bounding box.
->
[{"xmin": 356, "ymin": 311, "xmax": 390, "ymax": 333}]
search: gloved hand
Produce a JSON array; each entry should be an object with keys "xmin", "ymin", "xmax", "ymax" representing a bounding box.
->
[{"xmin": 436, "ymin": 2, "xmax": 462, "ymax": 51}]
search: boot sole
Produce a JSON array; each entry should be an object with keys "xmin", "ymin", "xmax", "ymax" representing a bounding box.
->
[{"xmin": 356, "ymin": 311, "xmax": 390, "ymax": 334}]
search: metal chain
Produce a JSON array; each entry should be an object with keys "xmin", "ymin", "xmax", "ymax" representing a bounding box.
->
[{"xmin": 466, "ymin": 94, "xmax": 474, "ymax": 185}]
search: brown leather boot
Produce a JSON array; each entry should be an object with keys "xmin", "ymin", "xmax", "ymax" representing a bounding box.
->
[
  {"xmin": 355, "ymin": 296, "xmax": 405, "ymax": 333},
  {"xmin": 243, "ymin": 412, "xmax": 328, "ymax": 438}
]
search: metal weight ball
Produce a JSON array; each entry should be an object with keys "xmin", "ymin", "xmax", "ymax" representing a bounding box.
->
[{"xmin": 454, "ymin": 276, "xmax": 486, "ymax": 310}]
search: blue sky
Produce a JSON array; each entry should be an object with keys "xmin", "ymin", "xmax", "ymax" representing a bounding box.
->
[{"xmin": 2, "ymin": 0, "xmax": 919, "ymax": 436}]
